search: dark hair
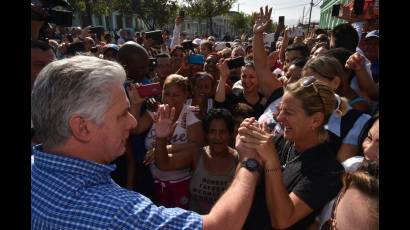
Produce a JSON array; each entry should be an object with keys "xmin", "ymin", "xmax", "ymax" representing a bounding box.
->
[
  {"xmin": 192, "ymin": 71, "xmax": 215, "ymax": 87},
  {"xmin": 170, "ymin": 45, "xmax": 184, "ymax": 56},
  {"xmin": 202, "ymin": 108, "xmax": 235, "ymax": 134},
  {"xmin": 31, "ymin": 40, "xmax": 52, "ymax": 51},
  {"xmin": 323, "ymin": 47, "xmax": 353, "ymax": 70},
  {"xmin": 331, "ymin": 23, "xmax": 359, "ymax": 52},
  {"xmin": 290, "ymin": 57, "xmax": 307, "ymax": 69},
  {"xmin": 315, "ymin": 28, "xmax": 327, "ymax": 35},
  {"xmin": 286, "ymin": 43, "xmax": 309, "ymax": 59},
  {"xmin": 231, "ymin": 103, "xmax": 255, "ymax": 119},
  {"xmin": 358, "ymin": 113, "xmax": 379, "ymax": 156},
  {"xmin": 323, "ymin": 47, "xmax": 355, "ymax": 81}
]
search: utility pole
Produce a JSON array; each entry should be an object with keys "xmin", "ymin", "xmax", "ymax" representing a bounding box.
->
[
  {"xmin": 307, "ymin": 0, "xmax": 314, "ymax": 33},
  {"xmin": 302, "ymin": 6, "xmax": 305, "ymax": 25}
]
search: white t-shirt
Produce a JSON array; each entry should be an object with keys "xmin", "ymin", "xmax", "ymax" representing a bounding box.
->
[
  {"xmin": 145, "ymin": 104, "xmax": 200, "ymax": 150},
  {"xmin": 146, "ymin": 104, "xmax": 201, "ymax": 181}
]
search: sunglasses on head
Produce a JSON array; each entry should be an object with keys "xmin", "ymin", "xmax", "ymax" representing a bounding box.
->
[{"xmin": 300, "ymin": 76, "xmax": 325, "ymax": 111}]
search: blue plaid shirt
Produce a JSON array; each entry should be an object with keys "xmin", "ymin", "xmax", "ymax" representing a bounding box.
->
[{"xmin": 31, "ymin": 145, "xmax": 203, "ymax": 229}]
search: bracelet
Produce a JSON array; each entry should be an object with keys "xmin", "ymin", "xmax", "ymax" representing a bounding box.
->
[{"xmin": 265, "ymin": 167, "xmax": 282, "ymax": 173}]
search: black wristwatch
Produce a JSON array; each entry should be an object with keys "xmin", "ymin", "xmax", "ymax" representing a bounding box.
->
[{"xmin": 241, "ymin": 158, "xmax": 262, "ymax": 172}]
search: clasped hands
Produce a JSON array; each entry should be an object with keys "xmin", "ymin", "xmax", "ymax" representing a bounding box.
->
[{"xmin": 235, "ymin": 117, "xmax": 277, "ymax": 167}]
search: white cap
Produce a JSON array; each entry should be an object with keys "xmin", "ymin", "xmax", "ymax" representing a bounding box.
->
[{"xmin": 192, "ymin": 38, "xmax": 202, "ymax": 46}]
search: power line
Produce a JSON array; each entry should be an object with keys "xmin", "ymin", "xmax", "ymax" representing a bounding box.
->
[
  {"xmin": 275, "ymin": 3, "xmax": 310, "ymax": 10},
  {"xmin": 314, "ymin": 0, "xmax": 323, "ymax": 7}
]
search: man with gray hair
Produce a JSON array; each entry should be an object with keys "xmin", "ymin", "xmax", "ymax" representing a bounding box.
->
[{"xmin": 31, "ymin": 55, "xmax": 262, "ymax": 229}]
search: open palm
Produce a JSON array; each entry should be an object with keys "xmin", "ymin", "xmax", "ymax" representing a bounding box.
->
[
  {"xmin": 253, "ymin": 6, "xmax": 273, "ymax": 34},
  {"xmin": 154, "ymin": 104, "xmax": 177, "ymax": 138}
]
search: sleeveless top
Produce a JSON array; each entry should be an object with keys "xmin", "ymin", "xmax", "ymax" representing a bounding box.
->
[{"xmin": 189, "ymin": 146, "xmax": 238, "ymax": 214}]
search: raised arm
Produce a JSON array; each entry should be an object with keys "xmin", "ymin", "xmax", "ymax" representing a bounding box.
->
[
  {"xmin": 279, "ymin": 27, "xmax": 291, "ymax": 63},
  {"xmin": 252, "ymin": 6, "xmax": 282, "ymax": 97},
  {"xmin": 214, "ymin": 59, "xmax": 230, "ymax": 103},
  {"xmin": 153, "ymin": 104, "xmax": 196, "ymax": 171},
  {"xmin": 170, "ymin": 16, "xmax": 183, "ymax": 49}
]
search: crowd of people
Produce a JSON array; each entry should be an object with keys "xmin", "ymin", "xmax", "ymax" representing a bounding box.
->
[{"xmin": 31, "ymin": 5, "xmax": 379, "ymax": 230}]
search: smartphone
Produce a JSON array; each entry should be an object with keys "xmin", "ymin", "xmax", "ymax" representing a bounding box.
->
[
  {"xmin": 278, "ymin": 16, "xmax": 285, "ymax": 26},
  {"xmin": 227, "ymin": 56, "xmax": 245, "ymax": 69},
  {"xmin": 137, "ymin": 83, "xmax": 162, "ymax": 98},
  {"xmin": 188, "ymin": 54, "xmax": 205, "ymax": 65},
  {"xmin": 145, "ymin": 30, "xmax": 164, "ymax": 45}
]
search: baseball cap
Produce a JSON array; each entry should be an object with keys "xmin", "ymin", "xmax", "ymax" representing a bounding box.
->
[
  {"xmin": 365, "ymin": 30, "xmax": 379, "ymax": 40},
  {"xmin": 192, "ymin": 38, "xmax": 202, "ymax": 46}
]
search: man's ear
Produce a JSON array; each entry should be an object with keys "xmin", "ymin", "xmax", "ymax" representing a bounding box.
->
[
  {"xmin": 68, "ymin": 115, "xmax": 92, "ymax": 143},
  {"xmin": 311, "ymin": 112, "xmax": 325, "ymax": 130}
]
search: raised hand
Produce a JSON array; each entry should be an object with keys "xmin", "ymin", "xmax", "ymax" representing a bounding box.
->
[
  {"xmin": 154, "ymin": 104, "xmax": 177, "ymax": 138},
  {"xmin": 345, "ymin": 52, "xmax": 366, "ymax": 71},
  {"xmin": 253, "ymin": 6, "xmax": 273, "ymax": 34},
  {"xmin": 216, "ymin": 58, "xmax": 230, "ymax": 80}
]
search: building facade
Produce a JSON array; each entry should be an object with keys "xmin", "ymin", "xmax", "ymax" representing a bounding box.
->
[
  {"xmin": 319, "ymin": 0, "xmax": 348, "ymax": 29},
  {"xmin": 72, "ymin": 11, "xmax": 147, "ymax": 34}
]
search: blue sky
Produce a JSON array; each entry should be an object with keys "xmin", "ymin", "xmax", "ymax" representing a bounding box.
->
[{"xmin": 231, "ymin": 0, "xmax": 322, "ymax": 26}]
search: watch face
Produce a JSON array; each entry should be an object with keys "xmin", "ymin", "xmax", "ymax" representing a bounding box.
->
[
  {"xmin": 247, "ymin": 159, "xmax": 257, "ymax": 168},
  {"xmin": 245, "ymin": 159, "xmax": 259, "ymax": 171}
]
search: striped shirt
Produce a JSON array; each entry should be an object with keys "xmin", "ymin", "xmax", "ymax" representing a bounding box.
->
[{"xmin": 31, "ymin": 145, "xmax": 202, "ymax": 230}]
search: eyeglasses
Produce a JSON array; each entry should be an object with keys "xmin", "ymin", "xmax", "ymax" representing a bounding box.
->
[
  {"xmin": 300, "ymin": 76, "xmax": 325, "ymax": 111},
  {"xmin": 320, "ymin": 189, "xmax": 346, "ymax": 230}
]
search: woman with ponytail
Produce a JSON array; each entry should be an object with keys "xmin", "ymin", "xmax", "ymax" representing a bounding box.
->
[{"xmin": 302, "ymin": 55, "xmax": 372, "ymax": 163}]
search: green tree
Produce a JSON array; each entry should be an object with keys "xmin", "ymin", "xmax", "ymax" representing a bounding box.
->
[
  {"xmin": 135, "ymin": 0, "xmax": 179, "ymax": 30},
  {"xmin": 184, "ymin": 0, "xmax": 237, "ymax": 36},
  {"xmin": 229, "ymin": 11, "xmax": 247, "ymax": 34},
  {"xmin": 68, "ymin": 0, "xmax": 179, "ymax": 30}
]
